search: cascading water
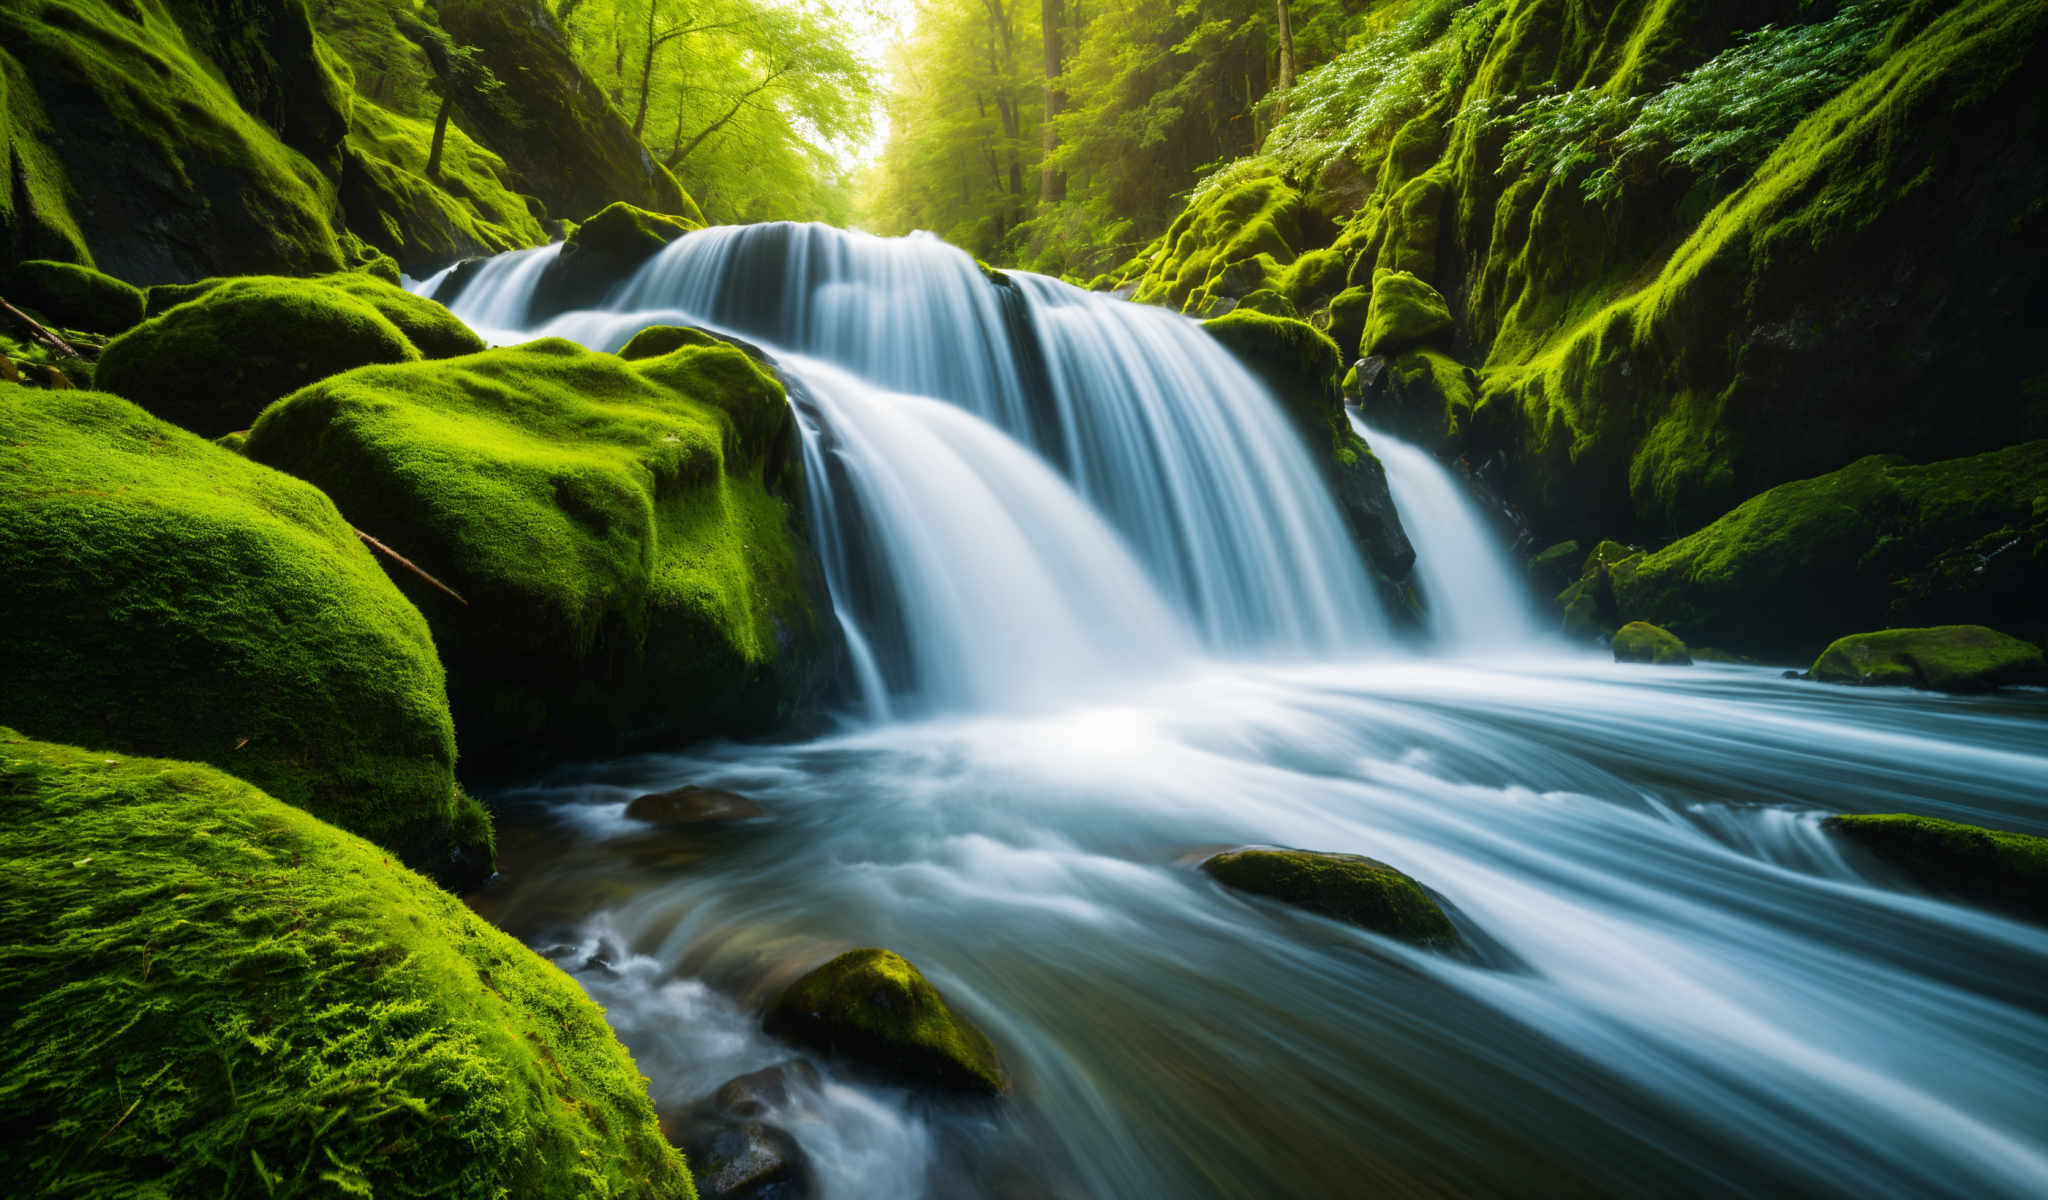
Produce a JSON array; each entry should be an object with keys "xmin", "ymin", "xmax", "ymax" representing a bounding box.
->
[{"xmin": 427, "ymin": 226, "xmax": 2048, "ymax": 1200}]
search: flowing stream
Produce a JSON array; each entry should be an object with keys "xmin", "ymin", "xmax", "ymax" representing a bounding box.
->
[{"xmin": 423, "ymin": 225, "xmax": 2048, "ymax": 1199}]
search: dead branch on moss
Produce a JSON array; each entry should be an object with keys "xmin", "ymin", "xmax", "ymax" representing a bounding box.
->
[{"xmin": 353, "ymin": 528, "xmax": 468, "ymax": 607}]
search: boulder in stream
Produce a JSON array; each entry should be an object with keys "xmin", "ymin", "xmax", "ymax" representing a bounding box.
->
[
  {"xmin": 627, "ymin": 785, "xmax": 770, "ymax": 826},
  {"xmin": 1825, "ymin": 814, "xmax": 2048, "ymax": 925},
  {"xmin": 1611, "ymin": 621, "xmax": 1692, "ymax": 666},
  {"xmin": 1202, "ymin": 848, "xmax": 1459, "ymax": 946},
  {"xmin": 764, "ymin": 948, "xmax": 1009, "ymax": 1095},
  {"xmin": 1808, "ymin": 625, "xmax": 2046, "ymax": 692}
]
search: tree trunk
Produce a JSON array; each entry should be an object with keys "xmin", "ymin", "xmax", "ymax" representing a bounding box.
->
[
  {"xmin": 1274, "ymin": 0, "xmax": 1296, "ymax": 113},
  {"xmin": 1039, "ymin": 0, "xmax": 1065, "ymax": 203},
  {"xmin": 427, "ymin": 92, "xmax": 452, "ymax": 181},
  {"xmin": 633, "ymin": 0, "xmax": 660, "ymax": 137}
]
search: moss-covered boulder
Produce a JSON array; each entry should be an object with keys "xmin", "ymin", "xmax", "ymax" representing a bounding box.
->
[
  {"xmin": 98, "ymin": 278, "xmax": 421, "ymax": 435},
  {"xmin": 0, "ymin": 385, "xmax": 486, "ymax": 878},
  {"xmin": 5, "ymin": 259, "xmax": 144, "ymax": 333},
  {"xmin": 1362, "ymin": 269, "xmax": 1453, "ymax": 358},
  {"xmin": 763, "ymin": 948, "xmax": 1008, "ymax": 1095},
  {"xmin": 1126, "ymin": 171, "xmax": 1317, "ymax": 313},
  {"xmin": 1527, "ymin": 539, "xmax": 1583, "ymax": 596},
  {"xmin": 1202, "ymin": 847, "xmax": 1458, "ymax": 946},
  {"xmin": 245, "ymin": 337, "xmax": 834, "ymax": 768},
  {"xmin": 1611, "ymin": 621, "xmax": 1691, "ymax": 666},
  {"xmin": 621, "ymin": 324, "xmax": 730, "ymax": 360},
  {"xmin": 533, "ymin": 201, "xmax": 702, "ymax": 317},
  {"xmin": 0, "ymin": 731, "xmax": 690, "ymax": 1197},
  {"xmin": 318, "ymin": 272, "xmax": 487, "ymax": 358},
  {"xmin": 1809, "ymin": 626, "xmax": 2046, "ymax": 692},
  {"xmin": 1202, "ymin": 310, "xmax": 1415, "ymax": 585},
  {"xmin": 1825, "ymin": 813, "xmax": 2048, "ymax": 925},
  {"xmin": 1359, "ymin": 348, "xmax": 1477, "ymax": 452},
  {"xmin": 1604, "ymin": 442, "xmax": 2048, "ymax": 659}
]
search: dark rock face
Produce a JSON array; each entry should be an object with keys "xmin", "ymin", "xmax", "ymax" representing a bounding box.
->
[
  {"xmin": 1201, "ymin": 847, "xmax": 1459, "ymax": 946},
  {"xmin": 626, "ymin": 786, "xmax": 769, "ymax": 826},
  {"xmin": 763, "ymin": 948, "xmax": 1009, "ymax": 1095},
  {"xmin": 683, "ymin": 1120, "xmax": 815, "ymax": 1200}
]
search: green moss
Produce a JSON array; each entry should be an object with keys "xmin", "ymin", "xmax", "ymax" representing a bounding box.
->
[
  {"xmin": 1129, "ymin": 172, "xmax": 1307, "ymax": 312},
  {"xmin": 1825, "ymin": 812, "xmax": 2048, "ymax": 925},
  {"xmin": 1611, "ymin": 620, "xmax": 1691, "ymax": 665},
  {"xmin": 5, "ymin": 258, "xmax": 142, "ymax": 333},
  {"xmin": 1809, "ymin": 625, "xmax": 2046, "ymax": 692},
  {"xmin": 763, "ymin": 948, "xmax": 1008, "ymax": 1095},
  {"xmin": 536, "ymin": 202, "xmax": 702, "ymax": 314},
  {"xmin": 1278, "ymin": 246, "xmax": 1346, "ymax": 311},
  {"xmin": 99, "ymin": 277, "xmax": 420, "ymax": 436},
  {"xmin": 1202, "ymin": 847, "xmax": 1459, "ymax": 946},
  {"xmin": 338, "ymin": 97, "xmax": 549, "ymax": 270},
  {"xmin": 1363, "ymin": 268, "xmax": 1454, "ymax": 357},
  {"xmin": 1365, "ymin": 348, "xmax": 1476, "ymax": 450},
  {"xmin": 1236, "ymin": 287, "xmax": 1300, "ymax": 318},
  {"xmin": 620, "ymin": 324, "xmax": 729, "ymax": 360},
  {"xmin": 1325, "ymin": 285, "xmax": 1373, "ymax": 359},
  {"xmin": 317, "ymin": 271, "xmax": 484, "ymax": 358},
  {"xmin": 0, "ymin": 730, "xmax": 692, "ymax": 1197},
  {"xmin": 1527, "ymin": 538, "xmax": 1583, "ymax": 594},
  {"xmin": 0, "ymin": 386, "xmax": 481, "ymax": 875},
  {"xmin": 244, "ymin": 338, "xmax": 831, "ymax": 767}
]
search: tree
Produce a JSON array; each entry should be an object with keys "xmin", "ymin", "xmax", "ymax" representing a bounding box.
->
[
  {"xmin": 395, "ymin": 13, "xmax": 502, "ymax": 182},
  {"xmin": 1040, "ymin": 0, "xmax": 1065, "ymax": 203}
]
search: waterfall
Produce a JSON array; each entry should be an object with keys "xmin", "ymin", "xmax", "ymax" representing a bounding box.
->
[{"xmin": 1352, "ymin": 416, "xmax": 1547, "ymax": 649}]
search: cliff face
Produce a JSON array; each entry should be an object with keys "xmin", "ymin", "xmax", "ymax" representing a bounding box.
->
[
  {"xmin": 1117, "ymin": 0, "xmax": 2048, "ymax": 548},
  {"xmin": 0, "ymin": 0, "xmax": 688, "ymax": 282}
]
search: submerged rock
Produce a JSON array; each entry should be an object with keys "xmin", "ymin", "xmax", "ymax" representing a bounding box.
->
[
  {"xmin": 1611, "ymin": 621, "xmax": 1692, "ymax": 666},
  {"xmin": 714, "ymin": 1060, "xmax": 824, "ymax": 1117},
  {"xmin": 0, "ymin": 730, "xmax": 686, "ymax": 1197},
  {"xmin": 764, "ymin": 948, "xmax": 1009, "ymax": 1095},
  {"xmin": 0, "ymin": 386, "xmax": 488, "ymax": 878},
  {"xmin": 1808, "ymin": 626, "xmax": 2045, "ymax": 692},
  {"xmin": 1201, "ymin": 847, "xmax": 1459, "ymax": 945},
  {"xmin": 1825, "ymin": 813, "xmax": 2048, "ymax": 925},
  {"xmin": 627, "ymin": 785, "xmax": 770, "ymax": 826}
]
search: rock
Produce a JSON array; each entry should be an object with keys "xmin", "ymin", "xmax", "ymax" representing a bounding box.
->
[
  {"xmin": 1361, "ymin": 268, "xmax": 1453, "ymax": 358},
  {"xmin": 244, "ymin": 338, "xmax": 836, "ymax": 769},
  {"xmin": 1325, "ymin": 285, "xmax": 1371, "ymax": 358},
  {"xmin": 0, "ymin": 731, "xmax": 687, "ymax": 1197},
  {"xmin": 713, "ymin": 1060, "xmax": 824, "ymax": 1117},
  {"xmin": 683, "ymin": 1119, "xmax": 815, "ymax": 1200},
  {"xmin": 97, "ymin": 278, "xmax": 420, "ymax": 436},
  {"xmin": 627, "ymin": 785, "xmax": 770, "ymax": 826},
  {"xmin": 764, "ymin": 948, "xmax": 1009, "ymax": 1095},
  {"xmin": 1527, "ymin": 540, "xmax": 1583, "ymax": 596},
  {"xmin": 1809, "ymin": 625, "xmax": 2046, "ymax": 692},
  {"xmin": 1202, "ymin": 310, "xmax": 1416, "ymax": 587},
  {"xmin": 1126, "ymin": 172, "xmax": 1309, "ymax": 314},
  {"xmin": 1359, "ymin": 347, "xmax": 1477, "ymax": 452},
  {"xmin": 0, "ymin": 386, "xmax": 488, "ymax": 877},
  {"xmin": 144, "ymin": 272, "xmax": 483, "ymax": 359},
  {"xmin": 6, "ymin": 260, "xmax": 144, "ymax": 334},
  {"xmin": 1825, "ymin": 813, "xmax": 2048, "ymax": 925},
  {"xmin": 1611, "ymin": 621, "xmax": 1692, "ymax": 665},
  {"xmin": 622, "ymin": 324, "xmax": 733, "ymax": 360},
  {"xmin": 1201, "ymin": 847, "xmax": 1459, "ymax": 945},
  {"xmin": 533, "ymin": 202, "xmax": 702, "ymax": 317}
]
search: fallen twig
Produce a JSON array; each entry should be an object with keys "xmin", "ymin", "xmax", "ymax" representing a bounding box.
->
[
  {"xmin": 0, "ymin": 295, "xmax": 87, "ymax": 360},
  {"xmin": 353, "ymin": 528, "xmax": 468, "ymax": 606}
]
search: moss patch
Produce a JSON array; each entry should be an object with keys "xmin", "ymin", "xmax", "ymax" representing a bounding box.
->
[
  {"xmin": 1825, "ymin": 813, "xmax": 2048, "ymax": 925},
  {"xmin": 0, "ymin": 385, "xmax": 482, "ymax": 876},
  {"xmin": 535, "ymin": 201, "xmax": 702, "ymax": 315},
  {"xmin": 0, "ymin": 730, "xmax": 691, "ymax": 1197},
  {"xmin": 244, "ymin": 338, "xmax": 833, "ymax": 768},
  {"xmin": 5, "ymin": 258, "xmax": 142, "ymax": 333},
  {"xmin": 1809, "ymin": 625, "xmax": 2046, "ymax": 692},
  {"xmin": 1362, "ymin": 268, "xmax": 1453, "ymax": 358},
  {"xmin": 1611, "ymin": 620, "xmax": 1691, "ymax": 666},
  {"xmin": 763, "ymin": 948, "xmax": 1008, "ymax": 1095},
  {"xmin": 1202, "ymin": 847, "xmax": 1459, "ymax": 946}
]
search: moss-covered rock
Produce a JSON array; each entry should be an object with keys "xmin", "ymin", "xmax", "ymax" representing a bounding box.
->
[
  {"xmin": 1359, "ymin": 348, "xmax": 1477, "ymax": 452},
  {"xmin": 1127, "ymin": 172, "xmax": 1314, "ymax": 313},
  {"xmin": 1825, "ymin": 813, "xmax": 2048, "ymax": 925},
  {"xmin": 317, "ymin": 271, "xmax": 485, "ymax": 358},
  {"xmin": 99, "ymin": 277, "xmax": 421, "ymax": 435},
  {"xmin": 5, "ymin": 258, "xmax": 143, "ymax": 333},
  {"xmin": 0, "ymin": 730, "xmax": 691, "ymax": 1197},
  {"xmin": 1527, "ymin": 539, "xmax": 1583, "ymax": 596},
  {"xmin": 621, "ymin": 324, "xmax": 730, "ymax": 360},
  {"xmin": 763, "ymin": 948, "xmax": 1008, "ymax": 1095},
  {"xmin": 1809, "ymin": 625, "xmax": 2046, "ymax": 692},
  {"xmin": 1606, "ymin": 442, "xmax": 2048, "ymax": 659},
  {"xmin": 336, "ymin": 97, "xmax": 550, "ymax": 273},
  {"xmin": 1324, "ymin": 285, "xmax": 1372, "ymax": 360},
  {"xmin": 1201, "ymin": 847, "xmax": 1459, "ymax": 946},
  {"xmin": 1202, "ymin": 310, "xmax": 1415, "ymax": 585},
  {"xmin": 245, "ymin": 338, "xmax": 834, "ymax": 768},
  {"xmin": 1611, "ymin": 620, "xmax": 1691, "ymax": 666},
  {"xmin": 0, "ymin": 386, "xmax": 486, "ymax": 877},
  {"xmin": 1362, "ymin": 268, "xmax": 1453, "ymax": 358},
  {"xmin": 533, "ymin": 201, "xmax": 702, "ymax": 317}
]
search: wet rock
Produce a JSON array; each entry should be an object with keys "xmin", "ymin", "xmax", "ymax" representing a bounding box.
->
[
  {"xmin": 627, "ymin": 785, "xmax": 770, "ymax": 826},
  {"xmin": 1808, "ymin": 625, "xmax": 2046, "ymax": 692},
  {"xmin": 764, "ymin": 948, "xmax": 1009, "ymax": 1095},
  {"xmin": 1611, "ymin": 621, "xmax": 1692, "ymax": 666},
  {"xmin": 713, "ymin": 1060, "xmax": 823, "ymax": 1118},
  {"xmin": 1825, "ymin": 814, "xmax": 2048, "ymax": 925},
  {"xmin": 682, "ymin": 1118, "xmax": 815, "ymax": 1200},
  {"xmin": 1201, "ymin": 847, "xmax": 1459, "ymax": 946}
]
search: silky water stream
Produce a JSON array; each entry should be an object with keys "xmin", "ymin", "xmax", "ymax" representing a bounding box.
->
[{"xmin": 421, "ymin": 226, "xmax": 2048, "ymax": 1198}]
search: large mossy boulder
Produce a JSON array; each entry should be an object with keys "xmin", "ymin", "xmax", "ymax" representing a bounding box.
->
[
  {"xmin": 5, "ymin": 259, "xmax": 144, "ymax": 334},
  {"xmin": 1359, "ymin": 348, "xmax": 1477, "ymax": 452},
  {"xmin": 0, "ymin": 731, "xmax": 691, "ymax": 1197},
  {"xmin": 1202, "ymin": 848, "xmax": 1459, "ymax": 945},
  {"xmin": 1611, "ymin": 621, "xmax": 1691, "ymax": 666},
  {"xmin": 1825, "ymin": 813, "xmax": 2048, "ymax": 925},
  {"xmin": 1601, "ymin": 442, "xmax": 2048, "ymax": 659},
  {"xmin": 1202, "ymin": 310, "xmax": 1415, "ymax": 585},
  {"xmin": 143, "ymin": 272, "xmax": 485, "ymax": 358},
  {"xmin": 1361, "ymin": 269, "xmax": 1453, "ymax": 358},
  {"xmin": 533, "ymin": 201, "xmax": 703, "ymax": 317},
  {"xmin": 1809, "ymin": 626, "xmax": 2046, "ymax": 692},
  {"xmin": 99, "ymin": 278, "xmax": 422, "ymax": 436},
  {"xmin": 245, "ymin": 337, "xmax": 835, "ymax": 768},
  {"xmin": 764, "ymin": 948, "xmax": 1009, "ymax": 1095},
  {"xmin": 0, "ymin": 386, "xmax": 487, "ymax": 878}
]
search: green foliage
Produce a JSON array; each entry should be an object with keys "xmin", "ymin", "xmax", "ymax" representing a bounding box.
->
[
  {"xmin": 1202, "ymin": 847, "xmax": 1460, "ymax": 944},
  {"xmin": 0, "ymin": 386, "xmax": 480, "ymax": 872},
  {"xmin": 243, "ymin": 338, "xmax": 832, "ymax": 767},
  {"xmin": 1809, "ymin": 625, "xmax": 2047, "ymax": 691},
  {"xmin": 1825, "ymin": 812, "xmax": 2048, "ymax": 925},
  {"xmin": 98, "ymin": 277, "xmax": 421, "ymax": 437},
  {"xmin": 0, "ymin": 730, "xmax": 692, "ymax": 1198},
  {"xmin": 764, "ymin": 948, "xmax": 1009, "ymax": 1094}
]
